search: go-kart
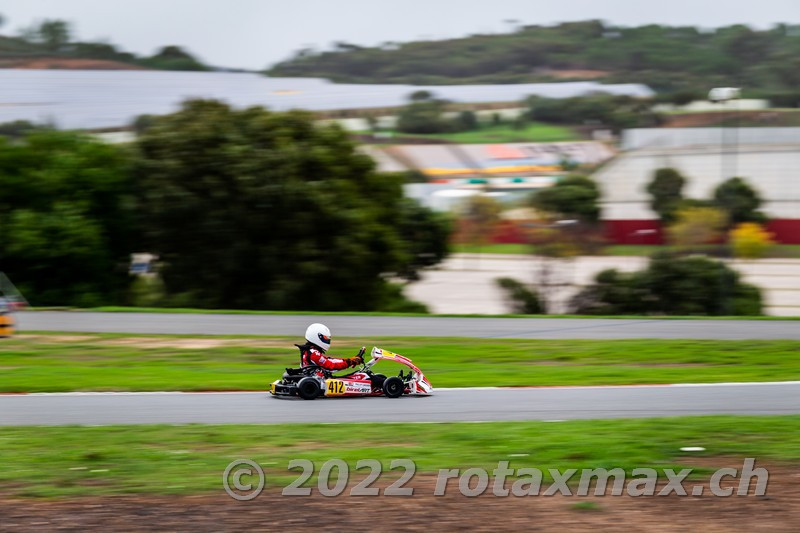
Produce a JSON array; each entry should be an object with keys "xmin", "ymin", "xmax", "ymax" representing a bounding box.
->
[{"xmin": 270, "ymin": 347, "xmax": 433, "ymax": 400}]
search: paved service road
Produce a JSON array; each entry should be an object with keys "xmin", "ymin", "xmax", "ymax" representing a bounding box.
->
[
  {"xmin": 15, "ymin": 312, "xmax": 800, "ymax": 339},
  {"xmin": 2, "ymin": 383, "xmax": 798, "ymax": 426}
]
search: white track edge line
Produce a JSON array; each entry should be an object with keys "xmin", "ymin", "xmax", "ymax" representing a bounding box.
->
[{"xmin": 4, "ymin": 381, "xmax": 800, "ymax": 397}]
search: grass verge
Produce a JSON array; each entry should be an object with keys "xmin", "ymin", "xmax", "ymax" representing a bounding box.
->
[
  {"xmin": 1, "ymin": 416, "xmax": 798, "ymax": 497},
  {"xmin": 2, "ymin": 333, "xmax": 800, "ymax": 392}
]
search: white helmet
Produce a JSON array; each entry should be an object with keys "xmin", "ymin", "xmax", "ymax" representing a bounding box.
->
[{"xmin": 305, "ymin": 323, "xmax": 331, "ymax": 352}]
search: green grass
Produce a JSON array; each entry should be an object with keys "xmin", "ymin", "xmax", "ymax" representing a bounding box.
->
[
  {"xmin": 451, "ymin": 243, "xmax": 534, "ymax": 254},
  {"xmin": 571, "ymin": 501, "xmax": 602, "ymax": 511},
  {"xmin": 2, "ymin": 333, "xmax": 800, "ymax": 392},
  {"xmin": 1, "ymin": 416, "xmax": 798, "ymax": 497},
  {"xmin": 380, "ymin": 121, "xmax": 579, "ymax": 143}
]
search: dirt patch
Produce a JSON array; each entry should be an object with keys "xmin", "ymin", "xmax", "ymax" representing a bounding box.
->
[
  {"xmin": 15, "ymin": 335, "xmax": 96, "ymax": 343},
  {"xmin": 1, "ymin": 463, "xmax": 797, "ymax": 531},
  {"xmin": 0, "ymin": 57, "xmax": 148, "ymax": 70},
  {"xmin": 14, "ymin": 334, "xmax": 289, "ymax": 349},
  {"xmin": 99, "ymin": 337, "xmax": 289, "ymax": 349},
  {"xmin": 101, "ymin": 337, "xmax": 232, "ymax": 349}
]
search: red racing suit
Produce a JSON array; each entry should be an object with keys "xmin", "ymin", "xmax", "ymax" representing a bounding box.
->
[{"xmin": 301, "ymin": 345, "xmax": 351, "ymax": 371}]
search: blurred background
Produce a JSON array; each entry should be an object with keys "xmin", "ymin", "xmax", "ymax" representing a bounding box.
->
[
  {"xmin": 1, "ymin": 2, "xmax": 800, "ymax": 529},
  {"xmin": 1, "ymin": 1, "xmax": 799, "ymax": 318}
]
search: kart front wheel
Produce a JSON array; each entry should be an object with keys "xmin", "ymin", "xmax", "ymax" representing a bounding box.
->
[
  {"xmin": 297, "ymin": 377, "xmax": 321, "ymax": 400},
  {"xmin": 383, "ymin": 376, "xmax": 404, "ymax": 398}
]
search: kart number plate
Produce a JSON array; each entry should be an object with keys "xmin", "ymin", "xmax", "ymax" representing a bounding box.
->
[
  {"xmin": 327, "ymin": 379, "xmax": 346, "ymax": 396},
  {"xmin": 270, "ymin": 383, "xmax": 276, "ymax": 394}
]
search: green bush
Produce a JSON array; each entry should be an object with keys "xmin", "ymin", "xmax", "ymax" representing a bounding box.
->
[
  {"xmin": 571, "ymin": 252, "xmax": 763, "ymax": 316},
  {"xmin": 531, "ymin": 174, "xmax": 601, "ymax": 223},
  {"xmin": 129, "ymin": 276, "xmax": 166, "ymax": 307},
  {"xmin": 496, "ymin": 277, "xmax": 544, "ymax": 314}
]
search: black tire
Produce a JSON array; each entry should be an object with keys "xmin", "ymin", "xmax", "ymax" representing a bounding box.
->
[
  {"xmin": 297, "ymin": 377, "xmax": 321, "ymax": 400},
  {"xmin": 371, "ymin": 373, "xmax": 387, "ymax": 390},
  {"xmin": 383, "ymin": 376, "xmax": 404, "ymax": 398}
]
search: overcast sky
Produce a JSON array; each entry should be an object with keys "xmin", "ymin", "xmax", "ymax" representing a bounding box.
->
[{"xmin": 2, "ymin": 0, "xmax": 799, "ymax": 70}]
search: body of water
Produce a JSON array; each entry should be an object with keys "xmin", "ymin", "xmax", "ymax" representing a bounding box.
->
[{"xmin": 0, "ymin": 70, "xmax": 653, "ymax": 130}]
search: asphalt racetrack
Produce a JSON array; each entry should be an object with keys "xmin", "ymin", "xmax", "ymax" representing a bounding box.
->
[
  {"xmin": 16, "ymin": 311, "xmax": 800, "ymax": 339},
  {"xmin": 2, "ymin": 382, "xmax": 799, "ymax": 426}
]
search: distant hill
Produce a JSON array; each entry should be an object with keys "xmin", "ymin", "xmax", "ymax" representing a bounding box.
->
[
  {"xmin": 267, "ymin": 20, "xmax": 800, "ymax": 97},
  {"xmin": 0, "ymin": 19, "xmax": 210, "ymax": 71}
]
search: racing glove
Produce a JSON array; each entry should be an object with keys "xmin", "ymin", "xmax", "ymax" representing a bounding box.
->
[{"xmin": 347, "ymin": 355, "xmax": 364, "ymax": 367}]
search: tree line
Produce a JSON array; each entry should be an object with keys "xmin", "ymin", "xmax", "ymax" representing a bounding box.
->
[
  {"xmin": 0, "ymin": 16, "xmax": 209, "ymax": 71},
  {"xmin": 392, "ymin": 91, "xmax": 663, "ymax": 137},
  {"xmin": 268, "ymin": 20, "xmax": 800, "ymax": 100},
  {"xmin": 0, "ymin": 100, "xmax": 450, "ymax": 311}
]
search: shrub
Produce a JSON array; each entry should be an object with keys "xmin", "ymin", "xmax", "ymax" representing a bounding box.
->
[
  {"xmin": 713, "ymin": 177, "xmax": 766, "ymax": 225},
  {"xmin": 730, "ymin": 223, "xmax": 774, "ymax": 259},
  {"xmin": 129, "ymin": 276, "xmax": 166, "ymax": 307},
  {"xmin": 570, "ymin": 252, "xmax": 763, "ymax": 316},
  {"xmin": 496, "ymin": 277, "xmax": 544, "ymax": 314},
  {"xmin": 646, "ymin": 168, "xmax": 686, "ymax": 225},
  {"xmin": 667, "ymin": 207, "xmax": 727, "ymax": 248}
]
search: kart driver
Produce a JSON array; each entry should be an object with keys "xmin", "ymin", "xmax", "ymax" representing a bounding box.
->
[{"xmin": 298, "ymin": 323, "xmax": 364, "ymax": 371}]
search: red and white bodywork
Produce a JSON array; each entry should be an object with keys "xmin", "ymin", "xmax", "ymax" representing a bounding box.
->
[
  {"xmin": 366, "ymin": 347, "xmax": 433, "ymax": 395},
  {"xmin": 270, "ymin": 346, "xmax": 433, "ymax": 398}
]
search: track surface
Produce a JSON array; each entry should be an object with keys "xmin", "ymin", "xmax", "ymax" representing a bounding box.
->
[
  {"xmin": 2, "ymin": 383, "xmax": 798, "ymax": 426},
  {"xmin": 16, "ymin": 311, "xmax": 800, "ymax": 339}
]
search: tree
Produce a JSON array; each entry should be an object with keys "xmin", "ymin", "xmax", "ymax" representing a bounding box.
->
[
  {"xmin": 141, "ymin": 46, "xmax": 209, "ymax": 71},
  {"xmin": 454, "ymin": 110, "xmax": 478, "ymax": 131},
  {"xmin": 266, "ymin": 20, "xmax": 800, "ymax": 95},
  {"xmin": 0, "ymin": 120, "xmax": 44, "ymax": 139},
  {"xmin": 394, "ymin": 198, "xmax": 451, "ymax": 281},
  {"xmin": 37, "ymin": 19, "xmax": 71, "ymax": 52},
  {"xmin": 459, "ymin": 194, "xmax": 502, "ymax": 249},
  {"xmin": 713, "ymin": 177, "xmax": 766, "ymax": 226},
  {"xmin": 531, "ymin": 174, "xmax": 601, "ymax": 224},
  {"xmin": 0, "ymin": 131, "xmax": 135, "ymax": 306},
  {"xmin": 730, "ymin": 223, "xmax": 774, "ymax": 259},
  {"xmin": 526, "ymin": 94, "xmax": 659, "ymax": 132},
  {"xmin": 409, "ymin": 90, "xmax": 433, "ymax": 101},
  {"xmin": 526, "ymin": 224, "xmax": 582, "ymax": 313},
  {"xmin": 396, "ymin": 92, "xmax": 452, "ymax": 134},
  {"xmin": 667, "ymin": 207, "xmax": 727, "ymax": 248},
  {"xmin": 135, "ymin": 99, "xmax": 446, "ymax": 310},
  {"xmin": 571, "ymin": 252, "xmax": 763, "ymax": 316},
  {"xmin": 646, "ymin": 168, "xmax": 686, "ymax": 225}
]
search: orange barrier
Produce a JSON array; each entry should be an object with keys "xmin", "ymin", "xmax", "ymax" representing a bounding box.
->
[{"xmin": 0, "ymin": 312, "xmax": 15, "ymax": 337}]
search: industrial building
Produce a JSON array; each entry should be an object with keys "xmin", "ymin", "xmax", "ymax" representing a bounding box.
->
[{"xmin": 594, "ymin": 128, "xmax": 800, "ymax": 244}]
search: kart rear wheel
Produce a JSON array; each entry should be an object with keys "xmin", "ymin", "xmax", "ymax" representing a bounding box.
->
[
  {"xmin": 297, "ymin": 377, "xmax": 321, "ymax": 400},
  {"xmin": 383, "ymin": 376, "xmax": 404, "ymax": 398}
]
